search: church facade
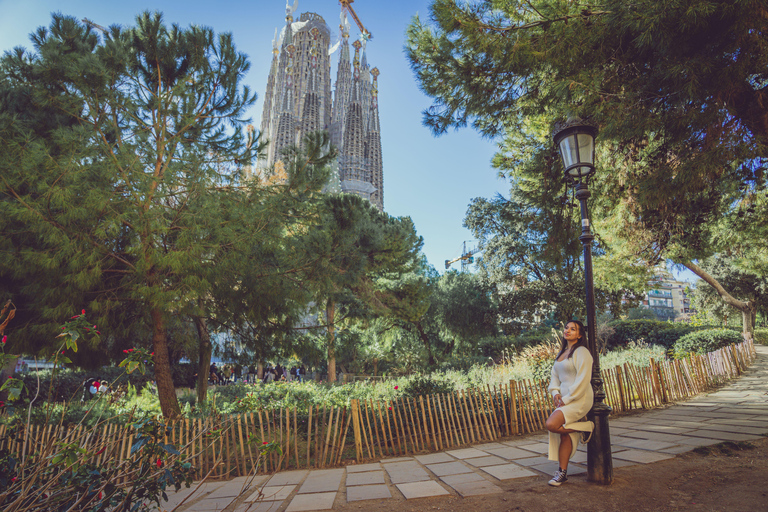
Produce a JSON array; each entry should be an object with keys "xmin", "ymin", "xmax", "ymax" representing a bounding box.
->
[{"xmin": 259, "ymin": 4, "xmax": 384, "ymax": 210}]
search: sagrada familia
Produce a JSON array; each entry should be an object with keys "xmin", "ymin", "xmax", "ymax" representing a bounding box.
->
[{"xmin": 258, "ymin": 1, "xmax": 384, "ymax": 210}]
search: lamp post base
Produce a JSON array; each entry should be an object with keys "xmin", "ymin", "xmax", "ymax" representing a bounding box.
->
[{"xmin": 587, "ymin": 401, "xmax": 613, "ymax": 484}]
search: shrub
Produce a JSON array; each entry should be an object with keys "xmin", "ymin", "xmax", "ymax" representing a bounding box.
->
[
  {"xmin": 673, "ymin": 329, "xmax": 743, "ymax": 358},
  {"xmin": 606, "ymin": 320, "xmax": 739, "ymax": 350},
  {"xmin": 400, "ymin": 376, "xmax": 456, "ymax": 397},
  {"xmin": 518, "ymin": 339, "xmax": 560, "ymax": 382},
  {"xmin": 753, "ymin": 328, "xmax": 768, "ymax": 346}
]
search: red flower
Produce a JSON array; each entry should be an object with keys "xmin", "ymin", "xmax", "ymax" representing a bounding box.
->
[
  {"xmin": 263, "ymin": 441, "xmax": 268, "ymax": 445},
  {"xmin": 82, "ymin": 309, "xmax": 86, "ymax": 314},
  {"xmin": 61, "ymin": 350, "xmax": 65, "ymax": 354},
  {"xmin": 11, "ymin": 477, "xmax": 17, "ymax": 482},
  {"xmin": 123, "ymin": 350, "xmax": 129, "ymax": 354},
  {"xmin": 1, "ymin": 335, "xmax": 6, "ymax": 344},
  {"xmin": 128, "ymin": 349, "xmax": 134, "ymax": 352},
  {"xmin": 98, "ymin": 491, "xmax": 103, "ymax": 499},
  {"xmin": 96, "ymin": 446, "xmax": 106, "ymax": 455},
  {"xmin": 0, "ymin": 401, "xmax": 5, "ymax": 407},
  {"xmin": 394, "ymin": 386, "xmax": 398, "ymax": 390},
  {"xmin": 388, "ymin": 406, "xmax": 392, "ymax": 411},
  {"xmin": 96, "ymin": 331, "xmax": 101, "ymax": 335},
  {"xmin": 156, "ymin": 458, "xmax": 163, "ymax": 468}
]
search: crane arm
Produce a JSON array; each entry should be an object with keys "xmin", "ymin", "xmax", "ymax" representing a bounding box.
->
[{"xmin": 340, "ymin": 0, "xmax": 373, "ymax": 40}]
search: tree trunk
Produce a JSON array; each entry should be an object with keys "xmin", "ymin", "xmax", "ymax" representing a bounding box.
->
[
  {"xmin": 151, "ymin": 308, "xmax": 181, "ymax": 419},
  {"xmin": 194, "ymin": 315, "xmax": 211, "ymax": 406},
  {"xmin": 680, "ymin": 260, "xmax": 755, "ymax": 341},
  {"xmin": 416, "ymin": 323, "xmax": 436, "ymax": 366},
  {"xmin": 257, "ymin": 361, "xmax": 264, "ymax": 380},
  {"xmin": 326, "ymin": 299, "xmax": 336, "ymax": 382}
]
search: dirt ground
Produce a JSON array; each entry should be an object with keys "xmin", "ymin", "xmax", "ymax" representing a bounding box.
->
[{"xmin": 335, "ymin": 436, "xmax": 768, "ymax": 512}]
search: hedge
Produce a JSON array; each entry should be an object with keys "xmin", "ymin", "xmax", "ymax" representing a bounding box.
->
[
  {"xmin": 754, "ymin": 328, "xmax": 768, "ymax": 346},
  {"xmin": 673, "ymin": 329, "xmax": 744, "ymax": 358},
  {"xmin": 605, "ymin": 320, "xmax": 739, "ymax": 349}
]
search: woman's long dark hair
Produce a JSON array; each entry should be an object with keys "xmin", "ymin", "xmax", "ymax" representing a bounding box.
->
[{"xmin": 555, "ymin": 320, "xmax": 589, "ymax": 360}]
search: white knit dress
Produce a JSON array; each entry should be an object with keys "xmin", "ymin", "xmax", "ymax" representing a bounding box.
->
[{"xmin": 547, "ymin": 346, "xmax": 594, "ymax": 461}]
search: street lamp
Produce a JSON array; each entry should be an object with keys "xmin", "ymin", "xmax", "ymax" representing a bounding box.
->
[{"xmin": 553, "ymin": 117, "xmax": 613, "ymax": 485}]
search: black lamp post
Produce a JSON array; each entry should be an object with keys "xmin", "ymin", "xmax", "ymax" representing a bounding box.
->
[{"xmin": 553, "ymin": 117, "xmax": 613, "ymax": 485}]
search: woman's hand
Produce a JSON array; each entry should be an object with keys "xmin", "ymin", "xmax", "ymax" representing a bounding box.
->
[{"xmin": 553, "ymin": 394, "xmax": 563, "ymax": 408}]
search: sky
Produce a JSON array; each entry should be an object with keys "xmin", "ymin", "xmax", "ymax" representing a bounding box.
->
[{"xmin": 0, "ymin": 0, "xmax": 696, "ymax": 283}]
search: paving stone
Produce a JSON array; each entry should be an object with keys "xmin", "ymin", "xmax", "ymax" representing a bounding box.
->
[
  {"xmin": 159, "ymin": 487, "xmax": 199, "ymax": 510},
  {"xmin": 446, "ymin": 447, "xmax": 488, "ymax": 459},
  {"xmin": 570, "ymin": 451, "xmax": 587, "ymax": 463},
  {"xmin": 683, "ymin": 430, "xmax": 762, "ymax": 442},
  {"xmin": 345, "ymin": 462, "xmax": 382, "ymax": 473},
  {"xmin": 298, "ymin": 469, "xmax": 344, "ymax": 494},
  {"xmin": 515, "ymin": 442, "xmax": 550, "ymax": 455},
  {"xmin": 247, "ymin": 485, "xmax": 296, "ymax": 502},
  {"xmin": 380, "ymin": 456, "xmax": 413, "ymax": 463},
  {"xmin": 426, "ymin": 461, "xmax": 474, "ymax": 476},
  {"xmin": 472, "ymin": 442, "xmax": 507, "ymax": 451},
  {"xmin": 480, "ymin": 463, "xmax": 537, "ymax": 481},
  {"xmin": 447, "ymin": 479, "xmax": 503, "ymax": 497},
  {"xmin": 658, "ymin": 445, "xmax": 696, "ymax": 454},
  {"xmin": 233, "ymin": 501, "xmax": 282, "ymax": 512},
  {"xmin": 285, "ymin": 492, "xmax": 337, "ymax": 512},
  {"xmin": 484, "ymin": 446, "xmax": 540, "ymax": 460},
  {"xmin": 186, "ymin": 496, "xmax": 239, "ymax": 511},
  {"xmin": 613, "ymin": 449, "xmax": 676, "ymax": 464},
  {"xmin": 695, "ymin": 424, "xmax": 768, "ymax": 435},
  {"xmin": 414, "ymin": 452, "xmax": 456, "ymax": 464},
  {"xmin": 203, "ymin": 480, "xmax": 254, "ymax": 500},
  {"xmin": 512, "ymin": 456, "xmax": 551, "ymax": 467},
  {"xmin": 612, "ymin": 458, "xmax": 639, "ymax": 468},
  {"xmin": 267, "ymin": 470, "xmax": 308, "ymax": 486},
  {"xmin": 345, "ymin": 471, "xmax": 385, "ymax": 486},
  {"xmin": 612, "ymin": 438, "xmax": 678, "ymax": 451},
  {"xmin": 383, "ymin": 461, "xmax": 431, "ymax": 484},
  {"xmin": 464, "ymin": 455, "xmax": 508, "ymax": 467},
  {"xmin": 674, "ymin": 436, "xmax": 723, "ymax": 447},
  {"xmin": 439, "ymin": 472, "xmax": 485, "ymax": 485},
  {"xmin": 346, "ymin": 484, "xmax": 392, "ymax": 502},
  {"xmin": 396, "ymin": 480, "xmax": 451, "ymax": 499}
]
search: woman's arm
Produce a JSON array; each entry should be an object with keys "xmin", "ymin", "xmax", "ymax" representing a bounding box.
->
[
  {"xmin": 548, "ymin": 363, "xmax": 561, "ymax": 399},
  {"xmin": 561, "ymin": 347, "xmax": 594, "ymax": 405}
]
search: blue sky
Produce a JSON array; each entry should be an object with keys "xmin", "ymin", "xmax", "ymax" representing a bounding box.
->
[{"xmin": 0, "ymin": 0, "xmax": 696, "ymax": 283}]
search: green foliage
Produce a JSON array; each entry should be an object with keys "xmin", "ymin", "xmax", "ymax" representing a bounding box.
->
[
  {"xmin": 754, "ymin": 328, "xmax": 768, "ymax": 346},
  {"xmin": 0, "ymin": 418, "xmax": 194, "ymax": 511},
  {"xmin": 16, "ymin": 367, "xmax": 155, "ymax": 404},
  {"xmin": 673, "ymin": 329, "xmax": 744, "ymax": 358},
  {"xmin": 400, "ymin": 376, "xmax": 456, "ymax": 397},
  {"xmin": 600, "ymin": 342, "xmax": 667, "ymax": 369},
  {"xmin": 604, "ymin": 320, "xmax": 738, "ymax": 350}
]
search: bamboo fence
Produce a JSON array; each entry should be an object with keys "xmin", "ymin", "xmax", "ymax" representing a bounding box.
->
[{"xmin": 0, "ymin": 340, "xmax": 756, "ymax": 477}]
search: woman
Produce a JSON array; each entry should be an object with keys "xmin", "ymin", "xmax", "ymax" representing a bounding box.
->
[{"xmin": 546, "ymin": 320, "xmax": 595, "ymax": 486}]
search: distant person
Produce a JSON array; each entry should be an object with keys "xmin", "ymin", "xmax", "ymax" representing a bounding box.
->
[
  {"xmin": 546, "ymin": 320, "xmax": 595, "ymax": 487},
  {"xmin": 299, "ymin": 365, "xmax": 306, "ymax": 383}
]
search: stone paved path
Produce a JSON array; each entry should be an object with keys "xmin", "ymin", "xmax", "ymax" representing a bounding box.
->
[{"xmin": 160, "ymin": 345, "xmax": 768, "ymax": 511}]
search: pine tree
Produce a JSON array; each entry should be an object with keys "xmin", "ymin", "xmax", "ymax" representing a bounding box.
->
[{"xmin": 0, "ymin": 13, "xmax": 258, "ymax": 418}]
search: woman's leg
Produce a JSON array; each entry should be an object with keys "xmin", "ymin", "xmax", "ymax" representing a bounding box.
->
[
  {"xmin": 547, "ymin": 410, "xmax": 576, "ymax": 471},
  {"xmin": 559, "ymin": 433, "xmax": 572, "ymax": 470}
]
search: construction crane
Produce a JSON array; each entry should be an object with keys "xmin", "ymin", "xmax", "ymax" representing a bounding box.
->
[
  {"xmin": 445, "ymin": 241, "xmax": 480, "ymax": 272},
  {"xmin": 340, "ymin": 0, "xmax": 373, "ymax": 40},
  {"xmin": 82, "ymin": 18, "xmax": 107, "ymax": 34}
]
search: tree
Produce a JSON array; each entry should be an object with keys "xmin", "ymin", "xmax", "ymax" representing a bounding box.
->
[
  {"xmin": 406, "ymin": 0, "xmax": 767, "ymax": 338},
  {"xmin": 0, "ymin": 13, "xmax": 258, "ymax": 418},
  {"xmin": 687, "ymin": 254, "xmax": 768, "ymax": 328},
  {"xmin": 302, "ymin": 194, "xmax": 424, "ymax": 381}
]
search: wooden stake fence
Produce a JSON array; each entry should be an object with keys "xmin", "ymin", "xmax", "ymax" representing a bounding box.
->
[{"xmin": 0, "ymin": 341, "xmax": 756, "ymax": 473}]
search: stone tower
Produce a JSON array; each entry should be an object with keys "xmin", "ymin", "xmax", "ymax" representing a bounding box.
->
[{"xmin": 259, "ymin": 1, "xmax": 384, "ymax": 210}]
